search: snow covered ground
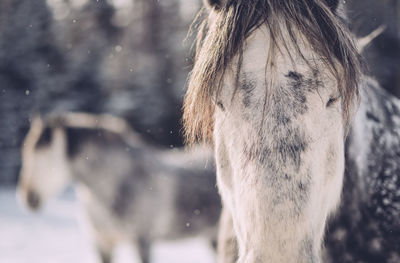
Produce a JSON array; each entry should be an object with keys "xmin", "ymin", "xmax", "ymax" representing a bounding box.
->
[{"xmin": 0, "ymin": 187, "xmax": 216, "ymax": 263}]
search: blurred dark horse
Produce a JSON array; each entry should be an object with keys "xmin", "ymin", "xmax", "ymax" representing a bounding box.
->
[{"xmin": 17, "ymin": 112, "xmax": 221, "ymax": 263}]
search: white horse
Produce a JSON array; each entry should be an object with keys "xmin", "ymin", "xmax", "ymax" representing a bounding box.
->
[
  {"xmin": 184, "ymin": 0, "xmax": 363, "ymax": 262},
  {"xmin": 17, "ymin": 112, "xmax": 220, "ymax": 263}
]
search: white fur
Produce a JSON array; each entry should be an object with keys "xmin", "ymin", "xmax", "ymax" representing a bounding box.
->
[{"xmin": 214, "ymin": 26, "xmax": 345, "ymax": 262}]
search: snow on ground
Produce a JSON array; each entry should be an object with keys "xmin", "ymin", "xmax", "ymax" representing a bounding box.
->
[{"xmin": 0, "ymin": 187, "xmax": 216, "ymax": 263}]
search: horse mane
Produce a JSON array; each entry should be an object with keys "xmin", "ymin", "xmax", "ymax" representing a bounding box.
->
[{"xmin": 183, "ymin": 0, "xmax": 362, "ymax": 144}]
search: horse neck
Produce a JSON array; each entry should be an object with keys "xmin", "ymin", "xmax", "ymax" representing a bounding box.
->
[{"xmin": 347, "ymin": 76, "xmax": 400, "ymax": 199}]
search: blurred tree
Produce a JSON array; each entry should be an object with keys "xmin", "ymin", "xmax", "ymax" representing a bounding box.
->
[
  {"xmin": 0, "ymin": 0, "xmax": 63, "ymax": 184},
  {"xmin": 43, "ymin": 0, "xmax": 120, "ymax": 113},
  {"xmin": 0, "ymin": 0, "xmax": 202, "ymax": 184},
  {"xmin": 104, "ymin": 0, "xmax": 185, "ymax": 147},
  {"xmin": 102, "ymin": 0, "xmax": 201, "ymax": 147}
]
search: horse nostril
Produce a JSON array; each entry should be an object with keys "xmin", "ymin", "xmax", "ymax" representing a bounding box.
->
[{"xmin": 27, "ymin": 190, "xmax": 41, "ymax": 211}]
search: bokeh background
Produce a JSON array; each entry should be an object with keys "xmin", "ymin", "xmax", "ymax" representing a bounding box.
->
[
  {"xmin": 0, "ymin": 0, "xmax": 399, "ymax": 262},
  {"xmin": 0, "ymin": 0, "xmax": 203, "ymax": 185},
  {"xmin": 1, "ymin": 0, "xmax": 400, "ymax": 184}
]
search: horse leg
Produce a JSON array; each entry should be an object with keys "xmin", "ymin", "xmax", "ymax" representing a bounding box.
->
[
  {"xmin": 217, "ymin": 207, "xmax": 238, "ymax": 263},
  {"xmin": 137, "ymin": 237, "xmax": 150, "ymax": 263},
  {"xmin": 211, "ymin": 238, "xmax": 217, "ymax": 251},
  {"xmin": 94, "ymin": 238, "xmax": 114, "ymax": 263},
  {"xmin": 98, "ymin": 248, "xmax": 112, "ymax": 263}
]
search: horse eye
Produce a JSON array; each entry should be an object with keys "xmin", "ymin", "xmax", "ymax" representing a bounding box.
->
[
  {"xmin": 216, "ymin": 101, "xmax": 225, "ymax": 111},
  {"xmin": 326, "ymin": 96, "xmax": 340, "ymax": 108}
]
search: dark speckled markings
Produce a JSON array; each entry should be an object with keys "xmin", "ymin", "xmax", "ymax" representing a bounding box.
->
[
  {"xmin": 324, "ymin": 78, "xmax": 400, "ymax": 263},
  {"xmin": 284, "ymin": 70, "xmax": 322, "ymax": 114},
  {"xmin": 267, "ymin": 71, "xmax": 319, "ymax": 128},
  {"xmin": 301, "ymin": 238, "xmax": 316, "ymax": 263},
  {"xmin": 236, "ymin": 70, "xmax": 328, "ymax": 227},
  {"xmin": 241, "ymin": 73, "xmax": 257, "ymax": 108},
  {"xmin": 268, "ymin": 169, "xmax": 311, "ymax": 217},
  {"xmin": 242, "ymin": 72, "xmax": 311, "ymax": 176},
  {"xmin": 239, "ymin": 70, "xmax": 320, "ymax": 126},
  {"xmin": 276, "ymin": 128, "xmax": 308, "ymax": 170},
  {"xmin": 366, "ymin": 111, "xmax": 380, "ymax": 123},
  {"xmin": 367, "ymin": 126, "xmax": 400, "ymax": 235},
  {"xmin": 241, "ymin": 72, "xmax": 312, "ymax": 217},
  {"xmin": 243, "ymin": 127, "xmax": 308, "ymax": 174}
]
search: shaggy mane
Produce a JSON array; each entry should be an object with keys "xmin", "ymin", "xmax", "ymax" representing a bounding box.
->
[{"xmin": 183, "ymin": 0, "xmax": 362, "ymax": 144}]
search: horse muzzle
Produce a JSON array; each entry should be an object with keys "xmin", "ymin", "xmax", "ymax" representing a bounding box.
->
[{"xmin": 26, "ymin": 190, "xmax": 41, "ymax": 211}]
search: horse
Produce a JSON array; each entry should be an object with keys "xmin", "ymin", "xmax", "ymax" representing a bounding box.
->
[
  {"xmin": 17, "ymin": 112, "xmax": 221, "ymax": 263},
  {"xmin": 183, "ymin": 0, "xmax": 370, "ymax": 262}
]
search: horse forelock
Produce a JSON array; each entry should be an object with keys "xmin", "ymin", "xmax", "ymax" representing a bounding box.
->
[{"xmin": 183, "ymin": 0, "xmax": 362, "ymax": 144}]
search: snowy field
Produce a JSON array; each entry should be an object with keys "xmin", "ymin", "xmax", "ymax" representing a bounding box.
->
[{"xmin": 0, "ymin": 187, "xmax": 216, "ymax": 263}]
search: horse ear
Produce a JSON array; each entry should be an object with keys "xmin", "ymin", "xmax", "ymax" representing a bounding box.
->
[
  {"xmin": 324, "ymin": 0, "xmax": 340, "ymax": 12},
  {"xmin": 203, "ymin": 0, "xmax": 226, "ymax": 10}
]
